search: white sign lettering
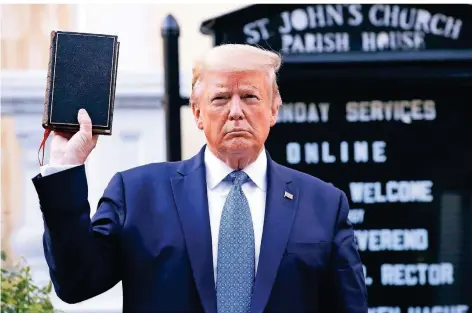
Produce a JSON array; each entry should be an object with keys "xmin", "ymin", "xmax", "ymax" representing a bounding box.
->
[
  {"xmin": 369, "ymin": 4, "xmax": 462, "ymax": 39},
  {"xmin": 349, "ymin": 180, "xmax": 433, "ymax": 203},
  {"xmin": 281, "ymin": 32, "xmax": 350, "ymax": 53},
  {"xmin": 355, "ymin": 229, "xmax": 429, "ymax": 252},
  {"xmin": 286, "ymin": 141, "xmax": 387, "ymax": 165},
  {"xmin": 362, "ymin": 265, "xmax": 373, "ymax": 286},
  {"xmin": 361, "ymin": 31, "xmax": 425, "ymax": 51},
  {"xmin": 243, "ymin": 18, "xmax": 271, "ymax": 44},
  {"xmin": 348, "ymin": 209, "xmax": 365, "ymax": 224},
  {"xmin": 369, "ymin": 307, "xmax": 401, "ymax": 313},
  {"xmin": 286, "ymin": 142, "xmax": 302, "ymax": 164},
  {"xmin": 242, "ymin": 4, "xmax": 464, "ymax": 53},
  {"xmin": 346, "ymin": 99, "xmax": 436, "ymax": 124},
  {"xmin": 277, "ymin": 102, "xmax": 330, "ymax": 123},
  {"xmin": 278, "ymin": 5, "xmax": 363, "ymax": 31},
  {"xmin": 381, "ymin": 263, "xmax": 454, "ymax": 286},
  {"xmin": 407, "ymin": 305, "xmax": 469, "ymax": 313}
]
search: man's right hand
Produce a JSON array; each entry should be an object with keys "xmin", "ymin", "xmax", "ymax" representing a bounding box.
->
[{"xmin": 49, "ymin": 109, "xmax": 99, "ymax": 166}]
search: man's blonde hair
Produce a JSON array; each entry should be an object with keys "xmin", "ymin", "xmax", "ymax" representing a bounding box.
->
[{"xmin": 190, "ymin": 44, "xmax": 282, "ymax": 108}]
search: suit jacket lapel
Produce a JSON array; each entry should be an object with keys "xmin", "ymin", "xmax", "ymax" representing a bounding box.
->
[
  {"xmin": 171, "ymin": 147, "xmax": 217, "ymax": 313},
  {"xmin": 251, "ymin": 152, "xmax": 299, "ymax": 313}
]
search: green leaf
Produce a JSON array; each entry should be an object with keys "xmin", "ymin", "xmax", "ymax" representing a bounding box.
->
[{"xmin": 1, "ymin": 255, "xmax": 57, "ymax": 313}]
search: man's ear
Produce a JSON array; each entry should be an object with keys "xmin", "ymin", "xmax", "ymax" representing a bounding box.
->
[
  {"xmin": 191, "ymin": 102, "xmax": 204, "ymax": 130},
  {"xmin": 270, "ymin": 97, "xmax": 281, "ymax": 127}
]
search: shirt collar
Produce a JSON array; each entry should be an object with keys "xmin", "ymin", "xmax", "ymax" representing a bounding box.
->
[{"xmin": 204, "ymin": 146, "xmax": 267, "ymax": 191}]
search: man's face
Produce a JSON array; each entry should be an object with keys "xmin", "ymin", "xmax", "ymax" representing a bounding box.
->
[{"xmin": 192, "ymin": 70, "xmax": 279, "ymax": 156}]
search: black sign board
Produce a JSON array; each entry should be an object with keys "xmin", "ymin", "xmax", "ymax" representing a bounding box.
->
[
  {"xmin": 201, "ymin": 4, "xmax": 472, "ymax": 62},
  {"xmin": 269, "ymin": 71, "xmax": 472, "ymax": 313},
  {"xmin": 199, "ymin": 3, "xmax": 472, "ymax": 313}
]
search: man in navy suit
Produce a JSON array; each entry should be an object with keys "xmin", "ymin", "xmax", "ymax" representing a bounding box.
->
[{"xmin": 32, "ymin": 44, "xmax": 367, "ymax": 313}]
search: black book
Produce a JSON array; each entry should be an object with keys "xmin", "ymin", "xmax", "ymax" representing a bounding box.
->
[{"xmin": 42, "ymin": 30, "xmax": 120, "ymax": 135}]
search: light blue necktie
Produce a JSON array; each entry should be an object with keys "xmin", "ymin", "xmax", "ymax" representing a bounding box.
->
[{"xmin": 216, "ymin": 170, "xmax": 255, "ymax": 313}]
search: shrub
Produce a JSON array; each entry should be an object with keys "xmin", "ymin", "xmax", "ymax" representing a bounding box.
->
[{"xmin": 1, "ymin": 250, "xmax": 61, "ymax": 313}]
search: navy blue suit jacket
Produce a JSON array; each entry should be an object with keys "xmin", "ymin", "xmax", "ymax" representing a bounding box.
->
[{"xmin": 32, "ymin": 146, "xmax": 367, "ymax": 313}]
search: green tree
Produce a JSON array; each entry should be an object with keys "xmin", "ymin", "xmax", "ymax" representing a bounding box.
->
[{"xmin": 1, "ymin": 251, "xmax": 61, "ymax": 313}]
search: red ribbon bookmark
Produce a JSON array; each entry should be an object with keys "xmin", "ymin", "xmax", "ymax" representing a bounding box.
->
[{"xmin": 38, "ymin": 128, "xmax": 52, "ymax": 166}]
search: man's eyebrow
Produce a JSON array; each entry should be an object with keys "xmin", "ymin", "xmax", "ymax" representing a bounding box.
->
[
  {"xmin": 208, "ymin": 90, "xmax": 230, "ymax": 100},
  {"xmin": 211, "ymin": 89, "xmax": 230, "ymax": 95},
  {"xmin": 210, "ymin": 85, "xmax": 262, "ymax": 94},
  {"xmin": 239, "ymin": 86, "xmax": 262, "ymax": 94}
]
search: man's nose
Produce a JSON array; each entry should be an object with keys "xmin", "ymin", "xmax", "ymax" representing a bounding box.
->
[{"xmin": 228, "ymin": 97, "xmax": 244, "ymax": 120}]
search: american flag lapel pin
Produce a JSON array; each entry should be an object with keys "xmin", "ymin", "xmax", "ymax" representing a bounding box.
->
[{"xmin": 284, "ymin": 191, "xmax": 294, "ymax": 200}]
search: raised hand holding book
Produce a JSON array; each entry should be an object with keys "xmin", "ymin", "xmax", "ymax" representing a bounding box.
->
[{"xmin": 39, "ymin": 30, "xmax": 120, "ymax": 165}]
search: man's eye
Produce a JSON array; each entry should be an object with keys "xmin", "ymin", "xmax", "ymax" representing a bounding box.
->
[
  {"xmin": 211, "ymin": 96, "xmax": 229, "ymax": 105},
  {"xmin": 243, "ymin": 94, "xmax": 259, "ymax": 102}
]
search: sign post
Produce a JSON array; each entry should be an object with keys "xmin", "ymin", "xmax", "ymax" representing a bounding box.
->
[
  {"xmin": 199, "ymin": 3, "xmax": 472, "ymax": 312},
  {"xmin": 161, "ymin": 14, "xmax": 184, "ymax": 162}
]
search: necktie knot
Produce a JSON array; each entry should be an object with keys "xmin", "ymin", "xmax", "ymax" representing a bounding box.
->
[{"xmin": 227, "ymin": 170, "xmax": 249, "ymax": 186}]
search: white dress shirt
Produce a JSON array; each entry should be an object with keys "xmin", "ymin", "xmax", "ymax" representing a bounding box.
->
[
  {"xmin": 203, "ymin": 147, "xmax": 267, "ymax": 281},
  {"xmin": 41, "ymin": 164, "xmax": 80, "ymax": 177},
  {"xmin": 40, "ymin": 146, "xmax": 268, "ymax": 282}
]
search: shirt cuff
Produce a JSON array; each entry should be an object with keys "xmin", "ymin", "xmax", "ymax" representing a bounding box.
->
[{"xmin": 40, "ymin": 164, "xmax": 81, "ymax": 177}]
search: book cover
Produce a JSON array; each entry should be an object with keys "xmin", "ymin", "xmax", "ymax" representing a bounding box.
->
[{"xmin": 42, "ymin": 30, "xmax": 120, "ymax": 135}]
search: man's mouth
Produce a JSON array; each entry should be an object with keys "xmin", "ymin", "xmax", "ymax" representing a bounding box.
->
[{"xmin": 226, "ymin": 129, "xmax": 250, "ymax": 135}]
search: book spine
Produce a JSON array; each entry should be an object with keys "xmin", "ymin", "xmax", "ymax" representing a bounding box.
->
[
  {"xmin": 107, "ymin": 41, "xmax": 120, "ymax": 136},
  {"xmin": 42, "ymin": 31, "xmax": 56, "ymax": 129}
]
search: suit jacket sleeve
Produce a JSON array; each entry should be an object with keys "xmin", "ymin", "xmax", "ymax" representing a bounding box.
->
[
  {"xmin": 32, "ymin": 164, "xmax": 125, "ymax": 304},
  {"xmin": 321, "ymin": 190, "xmax": 368, "ymax": 313}
]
